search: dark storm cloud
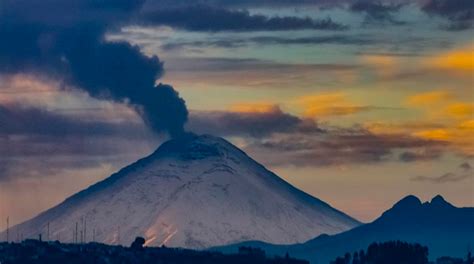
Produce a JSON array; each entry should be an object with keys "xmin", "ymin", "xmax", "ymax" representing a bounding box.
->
[
  {"xmin": 143, "ymin": 0, "xmax": 410, "ymax": 9},
  {"xmin": 142, "ymin": 0, "xmax": 348, "ymax": 10},
  {"xmin": 245, "ymin": 130, "xmax": 446, "ymax": 167},
  {"xmin": 0, "ymin": 104, "xmax": 144, "ymax": 138},
  {"xmin": 138, "ymin": 4, "xmax": 347, "ymax": 32},
  {"xmin": 0, "ymin": 104, "xmax": 156, "ymax": 182},
  {"xmin": 350, "ymin": 0, "xmax": 406, "ymax": 25},
  {"xmin": 0, "ymin": 150, "xmax": 148, "ymax": 182},
  {"xmin": 0, "ymin": 0, "xmax": 141, "ymax": 27},
  {"xmin": 0, "ymin": 0, "xmax": 189, "ymax": 137},
  {"xmin": 422, "ymin": 0, "xmax": 474, "ymax": 30},
  {"xmin": 186, "ymin": 109, "xmax": 446, "ymax": 167},
  {"xmin": 187, "ymin": 107, "xmax": 323, "ymax": 137}
]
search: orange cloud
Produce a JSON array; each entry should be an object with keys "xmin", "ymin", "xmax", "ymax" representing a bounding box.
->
[
  {"xmin": 412, "ymin": 122, "xmax": 474, "ymax": 156},
  {"xmin": 401, "ymin": 89, "xmax": 474, "ymax": 156},
  {"xmin": 459, "ymin": 119, "xmax": 474, "ymax": 130},
  {"xmin": 297, "ymin": 92, "xmax": 371, "ymax": 118},
  {"xmin": 298, "ymin": 93, "xmax": 346, "ymax": 104},
  {"xmin": 414, "ymin": 129, "xmax": 451, "ymax": 141},
  {"xmin": 427, "ymin": 44, "xmax": 474, "ymax": 72},
  {"xmin": 230, "ymin": 102, "xmax": 279, "ymax": 113},
  {"xmin": 405, "ymin": 90, "xmax": 453, "ymax": 106},
  {"xmin": 405, "ymin": 90, "xmax": 473, "ymax": 120},
  {"xmin": 369, "ymin": 122, "xmax": 472, "ymax": 157},
  {"xmin": 444, "ymin": 103, "xmax": 474, "ymax": 119}
]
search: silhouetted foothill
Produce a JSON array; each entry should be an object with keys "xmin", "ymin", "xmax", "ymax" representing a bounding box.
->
[{"xmin": 130, "ymin": 237, "xmax": 145, "ymax": 250}]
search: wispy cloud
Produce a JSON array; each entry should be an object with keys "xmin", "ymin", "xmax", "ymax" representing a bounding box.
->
[
  {"xmin": 350, "ymin": 0, "xmax": 406, "ymax": 26},
  {"xmin": 160, "ymin": 35, "xmax": 373, "ymax": 51},
  {"xmin": 163, "ymin": 57, "xmax": 359, "ymax": 89},
  {"xmin": 297, "ymin": 92, "xmax": 398, "ymax": 118},
  {"xmin": 412, "ymin": 162, "xmax": 472, "ymax": 183},
  {"xmin": 137, "ymin": 5, "xmax": 347, "ymax": 32},
  {"xmin": 412, "ymin": 172, "xmax": 471, "ymax": 183}
]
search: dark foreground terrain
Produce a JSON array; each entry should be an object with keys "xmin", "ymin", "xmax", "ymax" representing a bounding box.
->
[{"xmin": 0, "ymin": 239, "xmax": 308, "ymax": 264}]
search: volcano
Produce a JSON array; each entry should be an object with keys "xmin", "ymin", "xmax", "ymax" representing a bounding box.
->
[{"xmin": 6, "ymin": 134, "xmax": 359, "ymax": 248}]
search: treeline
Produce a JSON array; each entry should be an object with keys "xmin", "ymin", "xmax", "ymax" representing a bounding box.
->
[
  {"xmin": 0, "ymin": 238, "xmax": 309, "ymax": 264},
  {"xmin": 330, "ymin": 240, "xmax": 473, "ymax": 264},
  {"xmin": 331, "ymin": 241, "xmax": 429, "ymax": 264}
]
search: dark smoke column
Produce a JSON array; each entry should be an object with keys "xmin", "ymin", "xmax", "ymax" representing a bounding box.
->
[
  {"xmin": 0, "ymin": 0, "xmax": 189, "ymax": 138},
  {"xmin": 65, "ymin": 39, "xmax": 189, "ymax": 138}
]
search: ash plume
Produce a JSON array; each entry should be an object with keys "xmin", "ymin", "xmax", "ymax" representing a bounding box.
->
[{"xmin": 0, "ymin": 0, "xmax": 188, "ymax": 137}]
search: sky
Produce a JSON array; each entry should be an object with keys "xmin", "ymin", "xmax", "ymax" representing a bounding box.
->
[{"xmin": 0, "ymin": 0, "xmax": 473, "ymax": 227}]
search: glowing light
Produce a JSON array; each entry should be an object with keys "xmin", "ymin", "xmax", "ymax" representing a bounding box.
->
[
  {"xmin": 144, "ymin": 235, "xmax": 157, "ymax": 247},
  {"xmin": 230, "ymin": 102, "xmax": 279, "ymax": 113},
  {"xmin": 160, "ymin": 229, "xmax": 178, "ymax": 247}
]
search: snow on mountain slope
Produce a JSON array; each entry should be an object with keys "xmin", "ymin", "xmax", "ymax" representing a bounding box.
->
[{"xmin": 5, "ymin": 134, "xmax": 360, "ymax": 249}]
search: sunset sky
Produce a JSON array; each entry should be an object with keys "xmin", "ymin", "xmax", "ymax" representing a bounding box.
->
[{"xmin": 0, "ymin": 0, "xmax": 473, "ymax": 226}]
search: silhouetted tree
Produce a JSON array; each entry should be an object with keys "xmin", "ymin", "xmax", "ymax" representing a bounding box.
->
[
  {"xmin": 130, "ymin": 236, "xmax": 145, "ymax": 250},
  {"xmin": 333, "ymin": 256, "xmax": 345, "ymax": 264},
  {"xmin": 352, "ymin": 252, "xmax": 360, "ymax": 264},
  {"xmin": 359, "ymin": 250, "xmax": 366, "ymax": 264},
  {"xmin": 467, "ymin": 251, "xmax": 473, "ymax": 264},
  {"xmin": 331, "ymin": 241, "xmax": 429, "ymax": 264},
  {"xmin": 344, "ymin": 252, "xmax": 352, "ymax": 264}
]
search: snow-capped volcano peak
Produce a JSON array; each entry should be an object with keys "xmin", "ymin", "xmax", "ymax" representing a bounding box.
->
[
  {"xmin": 6, "ymin": 134, "xmax": 360, "ymax": 249},
  {"xmin": 151, "ymin": 134, "xmax": 245, "ymax": 160}
]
